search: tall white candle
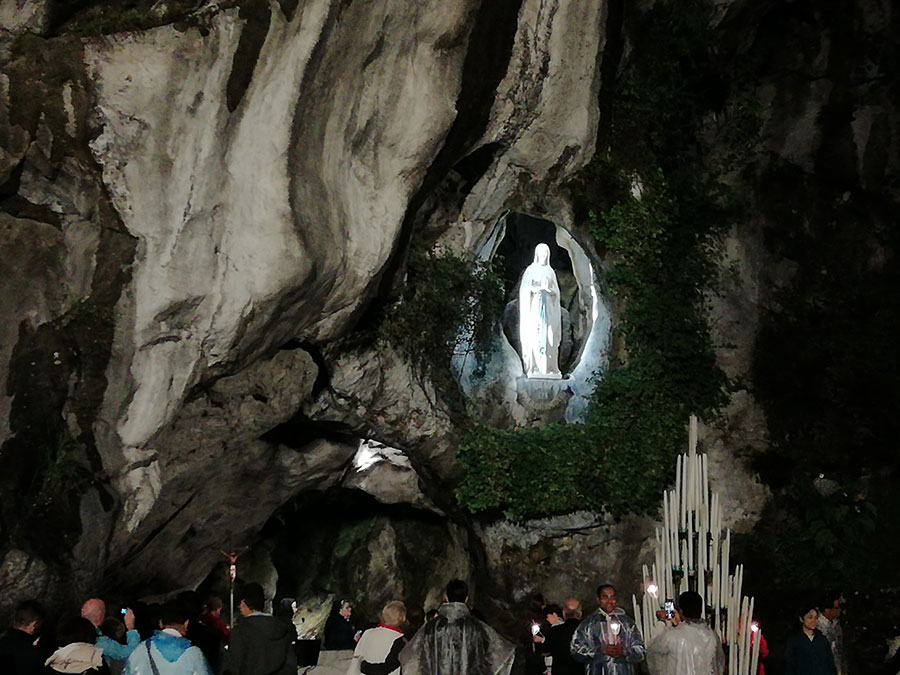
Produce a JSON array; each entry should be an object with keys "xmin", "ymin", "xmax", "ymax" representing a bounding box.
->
[
  {"xmin": 689, "ymin": 414, "xmax": 698, "ymax": 454},
  {"xmin": 688, "ymin": 521, "xmax": 694, "ymax": 571},
  {"xmin": 676, "ymin": 455, "xmax": 685, "ymax": 529},
  {"xmin": 702, "ymin": 454, "xmax": 709, "ymax": 506},
  {"xmin": 750, "ymin": 620, "xmax": 762, "ymax": 675}
]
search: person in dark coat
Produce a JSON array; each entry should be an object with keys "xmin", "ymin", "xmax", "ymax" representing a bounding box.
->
[
  {"xmin": 545, "ymin": 599, "xmax": 584, "ymax": 675},
  {"xmin": 523, "ymin": 593, "xmax": 548, "ymax": 675},
  {"xmin": 784, "ymin": 606, "xmax": 837, "ymax": 675},
  {"xmin": 223, "ymin": 583, "xmax": 296, "ymax": 675},
  {"xmin": 0, "ymin": 600, "xmax": 45, "ymax": 675},
  {"xmin": 323, "ymin": 599, "xmax": 358, "ymax": 650}
]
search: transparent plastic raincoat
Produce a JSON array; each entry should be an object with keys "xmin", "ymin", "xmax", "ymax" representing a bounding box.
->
[
  {"xmin": 570, "ymin": 607, "xmax": 646, "ymax": 675},
  {"xmin": 398, "ymin": 602, "xmax": 515, "ymax": 675},
  {"xmin": 646, "ymin": 620, "xmax": 725, "ymax": 675}
]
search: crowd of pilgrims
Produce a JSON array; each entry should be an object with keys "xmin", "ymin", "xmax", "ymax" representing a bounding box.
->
[{"xmin": 0, "ymin": 578, "xmax": 888, "ymax": 675}]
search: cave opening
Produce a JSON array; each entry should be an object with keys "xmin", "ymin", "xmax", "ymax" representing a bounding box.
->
[{"xmin": 196, "ymin": 487, "xmax": 465, "ymax": 628}]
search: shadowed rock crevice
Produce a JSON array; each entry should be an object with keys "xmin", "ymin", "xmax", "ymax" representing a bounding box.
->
[
  {"xmin": 259, "ymin": 412, "xmax": 357, "ymax": 451},
  {"xmin": 226, "ymin": 0, "xmax": 272, "ymax": 113},
  {"xmin": 376, "ymin": 0, "xmax": 524, "ymax": 299}
]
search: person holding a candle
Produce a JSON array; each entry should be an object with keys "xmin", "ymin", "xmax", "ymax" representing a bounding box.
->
[{"xmin": 570, "ymin": 585, "xmax": 646, "ymax": 675}]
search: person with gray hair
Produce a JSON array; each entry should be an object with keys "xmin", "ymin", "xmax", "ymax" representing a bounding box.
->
[
  {"xmin": 545, "ymin": 598, "xmax": 584, "ymax": 675},
  {"xmin": 347, "ymin": 601, "xmax": 407, "ymax": 675}
]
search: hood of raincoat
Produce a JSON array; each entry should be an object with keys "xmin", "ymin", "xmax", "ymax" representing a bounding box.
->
[
  {"xmin": 45, "ymin": 642, "xmax": 104, "ymax": 673},
  {"xmin": 151, "ymin": 630, "xmax": 194, "ymax": 663},
  {"xmin": 399, "ymin": 602, "xmax": 515, "ymax": 675},
  {"xmin": 646, "ymin": 620, "xmax": 725, "ymax": 675}
]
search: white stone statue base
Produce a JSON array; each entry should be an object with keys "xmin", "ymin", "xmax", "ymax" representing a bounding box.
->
[{"xmin": 527, "ymin": 371, "xmax": 562, "ymax": 380}]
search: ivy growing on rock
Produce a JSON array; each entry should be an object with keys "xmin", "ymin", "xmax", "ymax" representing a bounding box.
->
[{"xmin": 380, "ymin": 247, "xmax": 505, "ymax": 388}]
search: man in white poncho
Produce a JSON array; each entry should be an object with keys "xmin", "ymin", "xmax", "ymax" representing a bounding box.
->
[
  {"xmin": 399, "ymin": 579, "xmax": 514, "ymax": 675},
  {"xmin": 646, "ymin": 591, "xmax": 724, "ymax": 675}
]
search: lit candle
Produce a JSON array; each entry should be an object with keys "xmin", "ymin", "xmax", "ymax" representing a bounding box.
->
[
  {"xmin": 750, "ymin": 621, "xmax": 762, "ymax": 675},
  {"xmin": 608, "ymin": 618, "xmax": 621, "ymax": 644}
]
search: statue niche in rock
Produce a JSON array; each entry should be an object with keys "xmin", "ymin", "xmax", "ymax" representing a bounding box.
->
[{"xmin": 518, "ymin": 243, "xmax": 562, "ymax": 379}]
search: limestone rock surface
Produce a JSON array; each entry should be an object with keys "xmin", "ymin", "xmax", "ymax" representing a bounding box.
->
[{"xmin": 0, "ymin": 0, "xmax": 607, "ymax": 610}]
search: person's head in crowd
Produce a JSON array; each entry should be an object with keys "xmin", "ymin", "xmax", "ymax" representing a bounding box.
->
[
  {"xmin": 56, "ymin": 615, "xmax": 99, "ymax": 647},
  {"xmin": 544, "ymin": 604, "xmax": 564, "ymax": 626},
  {"xmin": 445, "ymin": 579, "xmax": 469, "ymax": 604},
  {"xmin": 596, "ymin": 585, "xmax": 617, "ymax": 614},
  {"xmin": 11, "ymin": 599, "xmax": 45, "ymax": 635},
  {"xmin": 405, "ymin": 604, "xmax": 425, "ymax": 633},
  {"xmin": 239, "ymin": 583, "xmax": 266, "ymax": 616},
  {"xmin": 80, "ymin": 598, "xmax": 106, "ymax": 627},
  {"xmin": 563, "ymin": 597, "xmax": 582, "ymax": 621},
  {"xmin": 529, "ymin": 592, "xmax": 545, "ymax": 614},
  {"xmin": 797, "ymin": 606, "xmax": 819, "ymax": 633},
  {"xmin": 203, "ymin": 595, "xmax": 224, "ymax": 616},
  {"xmin": 177, "ymin": 590, "xmax": 203, "ymax": 619},
  {"xmin": 381, "ymin": 601, "xmax": 407, "ymax": 628},
  {"xmin": 677, "ymin": 591, "xmax": 703, "ymax": 621},
  {"xmin": 159, "ymin": 600, "xmax": 192, "ymax": 636},
  {"xmin": 338, "ymin": 599, "xmax": 352, "ymax": 620},
  {"xmin": 820, "ymin": 593, "xmax": 842, "ymax": 621},
  {"xmin": 101, "ymin": 616, "xmax": 127, "ymax": 643}
]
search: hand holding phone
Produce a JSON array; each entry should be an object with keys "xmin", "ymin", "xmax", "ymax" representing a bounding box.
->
[{"xmin": 664, "ymin": 601, "xmax": 676, "ymax": 620}]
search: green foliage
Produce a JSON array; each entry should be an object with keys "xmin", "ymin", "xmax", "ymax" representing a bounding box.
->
[
  {"xmin": 458, "ymin": 175, "xmax": 728, "ymax": 519},
  {"xmin": 37, "ymin": 430, "xmax": 92, "ymax": 500},
  {"xmin": 457, "ymin": 0, "xmax": 737, "ymax": 519},
  {"xmin": 740, "ymin": 473, "xmax": 899, "ymax": 590},
  {"xmin": 380, "ymin": 248, "xmax": 505, "ymax": 385}
]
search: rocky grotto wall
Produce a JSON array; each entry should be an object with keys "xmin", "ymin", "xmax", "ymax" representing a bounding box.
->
[
  {"xmin": 0, "ymin": 0, "xmax": 610, "ymax": 614},
  {"xmin": 0, "ymin": 0, "xmax": 898, "ymax": 651}
]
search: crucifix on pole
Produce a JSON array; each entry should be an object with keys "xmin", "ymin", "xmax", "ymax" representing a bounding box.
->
[{"xmin": 220, "ymin": 547, "xmax": 249, "ymax": 630}]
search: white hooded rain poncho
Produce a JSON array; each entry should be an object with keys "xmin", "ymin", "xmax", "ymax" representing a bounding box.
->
[{"xmin": 646, "ymin": 621, "xmax": 725, "ymax": 675}]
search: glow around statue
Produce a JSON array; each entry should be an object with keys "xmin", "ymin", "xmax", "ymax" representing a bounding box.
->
[{"xmin": 519, "ymin": 243, "xmax": 562, "ymax": 379}]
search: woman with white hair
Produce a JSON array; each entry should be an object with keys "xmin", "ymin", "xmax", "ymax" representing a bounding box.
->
[{"xmin": 346, "ymin": 601, "xmax": 407, "ymax": 675}]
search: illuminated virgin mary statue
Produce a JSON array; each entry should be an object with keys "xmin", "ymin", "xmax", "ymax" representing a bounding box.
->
[{"xmin": 518, "ymin": 243, "xmax": 562, "ymax": 379}]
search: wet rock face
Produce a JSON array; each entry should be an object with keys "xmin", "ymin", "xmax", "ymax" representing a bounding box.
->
[
  {"xmin": 0, "ymin": 0, "xmax": 50, "ymax": 37},
  {"xmin": 0, "ymin": 0, "xmax": 605, "ymax": 610}
]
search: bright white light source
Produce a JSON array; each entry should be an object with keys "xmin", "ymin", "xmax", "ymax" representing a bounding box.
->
[
  {"xmin": 751, "ymin": 621, "xmax": 760, "ymax": 633},
  {"xmin": 353, "ymin": 439, "xmax": 413, "ymax": 472},
  {"xmin": 647, "ymin": 583, "xmax": 659, "ymax": 597},
  {"xmin": 353, "ymin": 440, "xmax": 381, "ymax": 471}
]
